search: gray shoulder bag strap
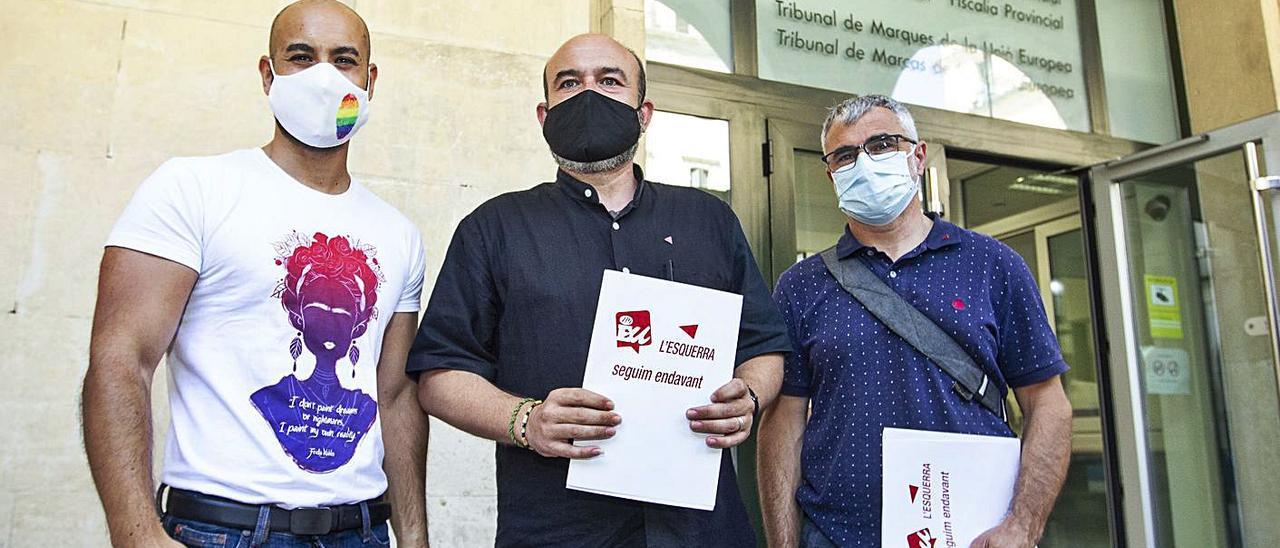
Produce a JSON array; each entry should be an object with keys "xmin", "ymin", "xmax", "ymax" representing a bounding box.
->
[{"xmin": 819, "ymin": 246, "xmax": 1006, "ymax": 422}]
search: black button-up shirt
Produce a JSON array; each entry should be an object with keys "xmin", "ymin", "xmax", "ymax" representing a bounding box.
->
[{"xmin": 407, "ymin": 166, "xmax": 790, "ymax": 547}]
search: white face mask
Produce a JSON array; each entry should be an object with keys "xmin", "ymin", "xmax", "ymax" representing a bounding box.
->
[
  {"xmin": 831, "ymin": 149, "xmax": 919, "ymax": 226},
  {"xmin": 268, "ymin": 61, "xmax": 372, "ymax": 148}
]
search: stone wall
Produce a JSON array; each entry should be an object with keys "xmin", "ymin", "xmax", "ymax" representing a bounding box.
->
[{"xmin": 0, "ymin": 1, "xmax": 630, "ymax": 545}]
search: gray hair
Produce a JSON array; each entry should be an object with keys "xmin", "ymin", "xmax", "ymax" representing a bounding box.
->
[
  {"xmin": 551, "ymin": 142, "xmax": 639, "ymax": 174},
  {"xmin": 820, "ymin": 95, "xmax": 919, "ymax": 151}
]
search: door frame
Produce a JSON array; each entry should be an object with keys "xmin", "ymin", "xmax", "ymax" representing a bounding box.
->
[
  {"xmin": 763, "ymin": 118, "xmax": 821, "ymax": 282},
  {"xmin": 1088, "ymin": 111, "xmax": 1280, "ymax": 547},
  {"xmin": 1033, "ymin": 216, "xmax": 1087, "ymax": 338},
  {"xmin": 1033, "ymin": 217, "xmax": 1108, "ymax": 457}
]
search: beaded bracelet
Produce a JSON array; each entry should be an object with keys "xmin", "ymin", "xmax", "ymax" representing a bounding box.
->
[
  {"xmin": 518, "ymin": 400, "xmax": 544, "ymax": 450},
  {"xmin": 508, "ymin": 397, "xmax": 537, "ymax": 447}
]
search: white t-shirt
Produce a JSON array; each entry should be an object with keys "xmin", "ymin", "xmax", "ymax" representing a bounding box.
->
[{"xmin": 106, "ymin": 148, "xmax": 425, "ymax": 508}]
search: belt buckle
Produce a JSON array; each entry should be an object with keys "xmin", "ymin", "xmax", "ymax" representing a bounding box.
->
[{"xmin": 289, "ymin": 507, "xmax": 333, "ymax": 535}]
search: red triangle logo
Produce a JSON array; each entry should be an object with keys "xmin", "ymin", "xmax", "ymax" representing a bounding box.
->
[
  {"xmin": 679, "ymin": 325, "xmax": 699, "ymax": 339},
  {"xmin": 909, "ymin": 485, "xmax": 919, "ymax": 503}
]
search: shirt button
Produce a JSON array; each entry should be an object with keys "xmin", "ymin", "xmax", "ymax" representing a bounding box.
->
[
  {"xmin": 584, "ymin": 189, "xmax": 593, "ymax": 198},
  {"xmin": 622, "ymin": 267, "xmax": 631, "ymax": 274},
  {"xmin": 889, "ymin": 271, "xmax": 898, "ymax": 279},
  {"xmin": 612, "ymin": 222, "xmax": 620, "ymax": 231}
]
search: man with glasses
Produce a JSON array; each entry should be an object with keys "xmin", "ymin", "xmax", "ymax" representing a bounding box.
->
[{"xmin": 758, "ymin": 95, "xmax": 1073, "ymax": 548}]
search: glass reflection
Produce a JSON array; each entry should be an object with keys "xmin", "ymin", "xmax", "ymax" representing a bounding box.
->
[
  {"xmin": 644, "ymin": 111, "xmax": 732, "ymax": 203},
  {"xmin": 645, "ymin": 0, "xmax": 733, "ymax": 73},
  {"xmin": 894, "ymin": 44, "xmax": 1071, "ymax": 130}
]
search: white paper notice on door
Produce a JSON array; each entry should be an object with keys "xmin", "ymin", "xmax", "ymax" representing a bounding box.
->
[
  {"xmin": 882, "ymin": 427, "xmax": 1021, "ymax": 548},
  {"xmin": 565, "ymin": 269, "xmax": 743, "ymax": 511}
]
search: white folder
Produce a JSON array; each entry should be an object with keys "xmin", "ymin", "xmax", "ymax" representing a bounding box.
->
[
  {"xmin": 881, "ymin": 427, "xmax": 1021, "ymax": 547},
  {"xmin": 566, "ymin": 270, "xmax": 742, "ymax": 510}
]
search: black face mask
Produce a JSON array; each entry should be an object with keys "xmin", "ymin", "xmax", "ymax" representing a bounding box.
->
[{"xmin": 542, "ymin": 89, "xmax": 642, "ymax": 163}]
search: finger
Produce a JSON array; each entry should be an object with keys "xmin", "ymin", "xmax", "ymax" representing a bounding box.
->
[
  {"xmin": 689, "ymin": 416, "xmax": 748, "ymax": 435},
  {"xmin": 546, "ymin": 441, "xmax": 603, "ymax": 459},
  {"xmin": 687, "ymin": 399, "xmax": 751, "ymax": 420},
  {"xmin": 551, "ymin": 423, "xmax": 617, "ymax": 441},
  {"xmin": 555, "ymin": 407, "xmax": 621, "ymax": 426},
  {"xmin": 705, "ymin": 429, "xmax": 749, "ymax": 449},
  {"xmin": 710, "ymin": 379, "xmax": 748, "ymax": 403},
  {"xmin": 553, "ymin": 388, "xmax": 614, "ymax": 410}
]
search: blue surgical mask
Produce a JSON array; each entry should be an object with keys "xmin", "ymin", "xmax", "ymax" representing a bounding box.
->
[{"xmin": 831, "ymin": 150, "xmax": 919, "ymax": 226}]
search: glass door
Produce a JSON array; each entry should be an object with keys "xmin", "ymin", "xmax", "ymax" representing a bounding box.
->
[
  {"xmin": 1090, "ymin": 112, "xmax": 1280, "ymax": 547},
  {"xmin": 1032, "ymin": 217, "xmax": 1111, "ymax": 548},
  {"xmin": 972, "ymin": 202, "xmax": 1116, "ymax": 548},
  {"xmin": 765, "ymin": 118, "xmax": 836, "ymax": 280}
]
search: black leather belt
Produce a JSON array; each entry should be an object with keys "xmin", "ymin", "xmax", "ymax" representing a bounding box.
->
[{"xmin": 160, "ymin": 486, "xmax": 391, "ymax": 536}]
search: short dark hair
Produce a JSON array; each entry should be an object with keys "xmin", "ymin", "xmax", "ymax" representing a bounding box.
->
[{"xmin": 543, "ymin": 48, "xmax": 646, "ymax": 106}]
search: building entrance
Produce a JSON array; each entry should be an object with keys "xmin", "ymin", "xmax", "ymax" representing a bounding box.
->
[{"xmin": 642, "ymin": 59, "xmax": 1280, "ymax": 548}]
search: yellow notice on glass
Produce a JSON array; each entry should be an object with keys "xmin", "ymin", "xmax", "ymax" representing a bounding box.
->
[{"xmin": 1143, "ymin": 275, "xmax": 1183, "ymax": 339}]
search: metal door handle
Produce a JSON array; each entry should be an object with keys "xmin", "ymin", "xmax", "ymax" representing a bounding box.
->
[
  {"xmin": 1255, "ymin": 175, "xmax": 1280, "ymax": 191},
  {"xmin": 1244, "ymin": 144, "xmax": 1280, "ymax": 400}
]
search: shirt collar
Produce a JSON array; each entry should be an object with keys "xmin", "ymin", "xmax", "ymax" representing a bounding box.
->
[
  {"xmin": 555, "ymin": 164, "xmax": 648, "ymax": 211},
  {"xmin": 835, "ymin": 212, "xmax": 964, "ymax": 259}
]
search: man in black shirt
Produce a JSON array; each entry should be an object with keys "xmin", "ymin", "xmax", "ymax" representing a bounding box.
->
[{"xmin": 407, "ymin": 34, "xmax": 790, "ymax": 547}]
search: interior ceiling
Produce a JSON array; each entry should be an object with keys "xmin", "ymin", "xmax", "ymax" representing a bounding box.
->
[
  {"xmin": 951, "ymin": 159, "xmax": 1076, "ymax": 227},
  {"xmin": 948, "ymin": 158, "xmax": 999, "ymax": 180}
]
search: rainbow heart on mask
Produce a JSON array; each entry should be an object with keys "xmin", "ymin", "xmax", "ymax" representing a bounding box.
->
[{"xmin": 336, "ymin": 94, "xmax": 359, "ymax": 139}]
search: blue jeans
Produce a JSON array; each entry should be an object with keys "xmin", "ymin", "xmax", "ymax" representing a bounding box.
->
[
  {"xmin": 801, "ymin": 515, "xmax": 839, "ymax": 548},
  {"xmin": 162, "ymin": 507, "xmax": 391, "ymax": 548}
]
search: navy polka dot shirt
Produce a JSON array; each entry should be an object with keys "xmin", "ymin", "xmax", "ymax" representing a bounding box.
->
[{"xmin": 772, "ymin": 214, "xmax": 1068, "ymax": 546}]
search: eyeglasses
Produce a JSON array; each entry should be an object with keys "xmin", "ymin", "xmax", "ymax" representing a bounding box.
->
[{"xmin": 820, "ymin": 133, "xmax": 918, "ymax": 170}]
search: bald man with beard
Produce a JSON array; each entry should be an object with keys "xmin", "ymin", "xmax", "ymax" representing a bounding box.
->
[
  {"xmin": 408, "ymin": 34, "xmax": 790, "ymax": 547},
  {"xmin": 83, "ymin": 2, "xmax": 428, "ymax": 546}
]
